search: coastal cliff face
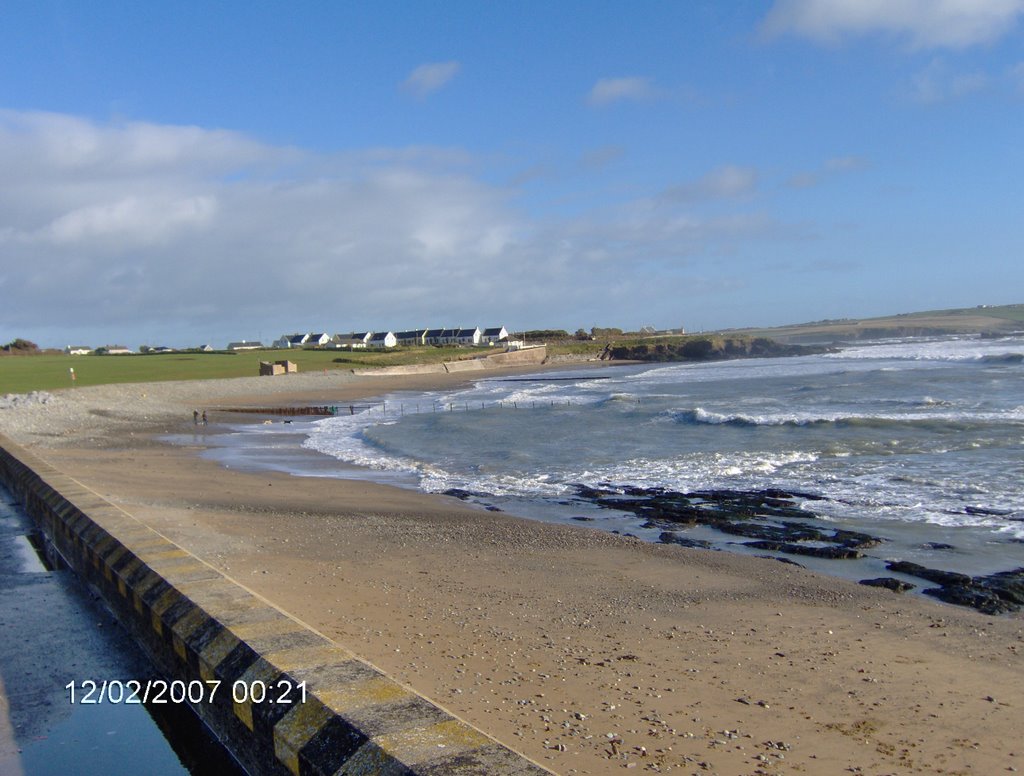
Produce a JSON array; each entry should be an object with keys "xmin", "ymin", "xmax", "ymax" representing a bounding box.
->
[{"xmin": 603, "ymin": 336, "xmax": 831, "ymax": 362}]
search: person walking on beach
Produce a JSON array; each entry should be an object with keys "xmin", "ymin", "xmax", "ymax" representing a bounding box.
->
[
  {"xmin": 201, "ymin": 410, "xmax": 208, "ymax": 426},
  {"xmin": 193, "ymin": 409, "xmax": 199, "ymax": 425}
]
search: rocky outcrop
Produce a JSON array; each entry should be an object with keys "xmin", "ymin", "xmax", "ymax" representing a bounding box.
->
[
  {"xmin": 603, "ymin": 337, "xmax": 832, "ymax": 363},
  {"xmin": 570, "ymin": 484, "xmax": 883, "ymax": 559},
  {"xmin": 885, "ymin": 561, "xmax": 1024, "ymax": 614}
]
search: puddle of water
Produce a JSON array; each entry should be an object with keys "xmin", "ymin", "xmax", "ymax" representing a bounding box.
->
[
  {"xmin": 18, "ymin": 695, "xmax": 193, "ymax": 776},
  {"xmin": 12, "ymin": 535, "xmax": 47, "ymax": 574}
]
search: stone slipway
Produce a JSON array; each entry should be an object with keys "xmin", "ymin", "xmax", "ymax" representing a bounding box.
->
[{"xmin": 0, "ymin": 433, "xmax": 551, "ymax": 776}]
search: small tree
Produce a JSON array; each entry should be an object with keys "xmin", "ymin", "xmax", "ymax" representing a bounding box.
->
[{"xmin": 2, "ymin": 338, "xmax": 39, "ymax": 353}]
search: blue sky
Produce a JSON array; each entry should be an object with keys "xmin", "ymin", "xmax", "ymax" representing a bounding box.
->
[{"xmin": 2, "ymin": 1, "xmax": 1022, "ymax": 348}]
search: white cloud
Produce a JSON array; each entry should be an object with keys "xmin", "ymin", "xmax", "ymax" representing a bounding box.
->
[
  {"xmin": 42, "ymin": 195, "xmax": 217, "ymax": 246},
  {"xmin": 762, "ymin": 0, "xmax": 1024, "ymax": 49},
  {"xmin": 663, "ymin": 165, "xmax": 759, "ymax": 201},
  {"xmin": 0, "ymin": 109, "xmax": 273, "ymax": 177},
  {"xmin": 401, "ymin": 61, "xmax": 461, "ymax": 99},
  {"xmin": 0, "ymin": 110, "xmax": 805, "ymax": 346},
  {"xmin": 587, "ymin": 77, "xmax": 659, "ymax": 106}
]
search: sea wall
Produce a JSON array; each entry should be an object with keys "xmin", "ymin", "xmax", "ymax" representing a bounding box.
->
[
  {"xmin": 352, "ymin": 363, "xmax": 448, "ymax": 376},
  {"xmin": 0, "ymin": 433, "xmax": 550, "ymax": 776},
  {"xmin": 471, "ymin": 346, "xmax": 547, "ymax": 367},
  {"xmin": 353, "ymin": 344, "xmax": 548, "ymax": 377}
]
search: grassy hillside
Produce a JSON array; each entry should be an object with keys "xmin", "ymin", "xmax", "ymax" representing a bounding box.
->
[
  {"xmin": 0, "ymin": 346, "xmax": 475, "ymax": 394},
  {"xmin": 727, "ymin": 303, "xmax": 1024, "ymax": 343}
]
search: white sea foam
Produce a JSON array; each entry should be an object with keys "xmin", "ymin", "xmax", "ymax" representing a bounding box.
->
[
  {"xmin": 827, "ymin": 335, "xmax": 1024, "ymax": 363},
  {"xmin": 664, "ymin": 405, "xmax": 1023, "ymax": 428}
]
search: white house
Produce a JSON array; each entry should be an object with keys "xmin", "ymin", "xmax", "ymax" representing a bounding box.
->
[
  {"xmin": 424, "ymin": 328, "xmax": 460, "ymax": 345},
  {"xmin": 275, "ymin": 333, "xmax": 310, "ymax": 348},
  {"xmin": 395, "ymin": 329, "xmax": 427, "ymax": 346},
  {"xmin": 455, "ymin": 327, "xmax": 481, "ymax": 346},
  {"xmin": 480, "ymin": 326, "xmax": 509, "ymax": 346},
  {"xmin": 307, "ymin": 333, "xmax": 332, "ymax": 347},
  {"xmin": 227, "ymin": 341, "xmax": 264, "ymax": 351},
  {"xmin": 368, "ymin": 331, "xmax": 397, "ymax": 348},
  {"xmin": 65, "ymin": 345, "xmax": 92, "ymax": 355},
  {"xmin": 335, "ymin": 332, "xmax": 372, "ymax": 349}
]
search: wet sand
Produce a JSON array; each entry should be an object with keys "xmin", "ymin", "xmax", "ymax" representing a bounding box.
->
[{"xmin": 2, "ymin": 369, "xmax": 1022, "ymax": 774}]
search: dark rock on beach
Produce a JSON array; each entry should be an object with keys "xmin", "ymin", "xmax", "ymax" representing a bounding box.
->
[
  {"xmin": 743, "ymin": 540, "xmax": 863, "ymax": 560},
  {"xmin": 860, "ymin": 577, "xmax": 916, "ymax": 593},
  {"xmin": 885, "ymin": 561, "xmax": 971, "ymax": 587},
  {"xmin": 923, "ymin": 585, "xmax": 1019, "ymax": 615},
  {"xmin": 570, "ymin": 484, "xmax": 884, "ymax": 560},
  {"xmin": 443, "ymin": 488, "xmax": 477, "ymax": 500},
  {"xmin": 659, "ymin": 532, "xmax": 713, "ymax": 550},
  {"xmin": 979, "ymin": 569, "xmax": 1024, "ymax": 607},
  {"xmin": 885, "ymin": 561, "xmax": 1024, "ymax": 614}
]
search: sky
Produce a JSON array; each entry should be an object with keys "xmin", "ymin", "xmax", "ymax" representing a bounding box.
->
[{"xmin": 1, "ymin": 0, "xmax": 1023, "ymax": 349}]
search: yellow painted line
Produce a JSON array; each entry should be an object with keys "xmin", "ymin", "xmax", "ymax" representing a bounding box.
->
[
  {"xmin": 272, "ymin": 700, "xmax": 333, "ymax": 776},
  {"xmin": 342, "ymin": 740, "xmax": 410, "ymax": 775},
  {"xmin": 318, "ymin": 676, "xmax": 414, "ymax": 715},
  {"xmin": 132, "ymin": 571, "xmax": 162, "ymax": 615},
  {"xmin": 157, "ymin": 562, "xmax": 212, "ymax": 581},
  {"xmin": 261, "ymin": 644, "xmax": 359, "ymax": 673},
  {"xmin": 374, "ymin": 718, "xmax": 493, "ymax": 765},
  {"xmin": 174, "ymin": 575, "xmax": 240, "ymax": 597},
  {"xmin": 124, "ymin": 537, "xmax": 174, "ymax": 551},
  {"xmin": 149, "ymin": 587, "xmax": 184, "ymax": 637},
  {"xmin": 232, "ymin": 658, "xmax": 280, "ymax": 730},
  {"xmin": 198, "ymin": 629, "xmax": 240, "ymax": 683},
  {"xmin": 231, "ymin": 616, "xmax": 305, "ymax": 642},
  {"xmin": 102, "ymin": 545, "xmax": 130, "ymax": 581},
  {"xmin": 170, "ymin": 606, "xmax": 207, "ymax": 662},
  {"xmin": 137, "ymin": 548, "xmax": 191, "ymax": 563}
]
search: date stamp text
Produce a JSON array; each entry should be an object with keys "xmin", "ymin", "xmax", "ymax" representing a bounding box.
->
[{"xmin": 65, "ymin": 678, "xmax": 307, "ymax": 705}]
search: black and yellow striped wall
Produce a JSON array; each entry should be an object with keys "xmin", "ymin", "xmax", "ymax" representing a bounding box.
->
[{"xmin": 0, "ymin": 434, "xmax": 551, "ymax": 776}]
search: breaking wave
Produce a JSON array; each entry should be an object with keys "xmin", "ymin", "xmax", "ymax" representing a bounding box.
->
[{"xmin": 667, "ymin": 406, "xmax": 1023, "ymax": 429}]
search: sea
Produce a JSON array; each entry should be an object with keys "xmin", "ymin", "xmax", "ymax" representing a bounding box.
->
[{"xmin": 193, "ymin": 333, "xmax": 1024, "ymax": 594}]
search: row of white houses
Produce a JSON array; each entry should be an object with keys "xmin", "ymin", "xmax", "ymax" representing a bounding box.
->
[
  {"xmin": 274, "ymin": 327, "xmax": 509, "ymax": 350},
  {"xmin": 63, "ymin": 326, "xmax": 510, "ymax": 355}
]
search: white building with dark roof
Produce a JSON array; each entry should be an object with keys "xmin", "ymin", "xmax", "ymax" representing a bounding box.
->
[
  {"xmin": 336, "ymin": 332, "xmax": 372, "ymax": 349},
  {"xmin": 395, "ymin": 329, "xmax": 427, "ymax": 346},
  {"xmin": 455, "ymin": 327, "xmax": 481, "ymax": 346},
  {"xmin": 480, "ymin": 326, "xmax": 509, "ymax": 345},
  {"xmin": 368, "ymin": 331, "xmax": 397, "ymax": 348}
]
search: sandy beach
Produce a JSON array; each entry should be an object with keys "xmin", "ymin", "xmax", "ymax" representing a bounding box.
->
[{"xmin": 2, "ymin": 368, "xmax": 1022, "ymax": 775}]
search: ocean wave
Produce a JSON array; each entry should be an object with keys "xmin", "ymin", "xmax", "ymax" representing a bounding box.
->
[
  {"xmin": 665, "ymin": 406, "xmax": 1023, "ymax": 429},
  {"xmin": 980, "ymin": 352, "xmax": 1024, "ymax": 364},
  {"xmin": 605, "ymin": 392, "xmax": 640, "ymax": 403},
  {"xmin": 828, "ymin": 337, "xmax": 1024, "ymax": 364}
]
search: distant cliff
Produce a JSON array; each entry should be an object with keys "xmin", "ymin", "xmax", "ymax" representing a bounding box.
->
[{"xmin": 602, "ymin": 336, "xmax": 833, "ymax": 362}]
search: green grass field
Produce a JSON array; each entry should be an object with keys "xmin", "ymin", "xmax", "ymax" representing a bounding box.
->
[{"xmin": 0, "ymin": 346, "xmax": 485, "ymax": 394}]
